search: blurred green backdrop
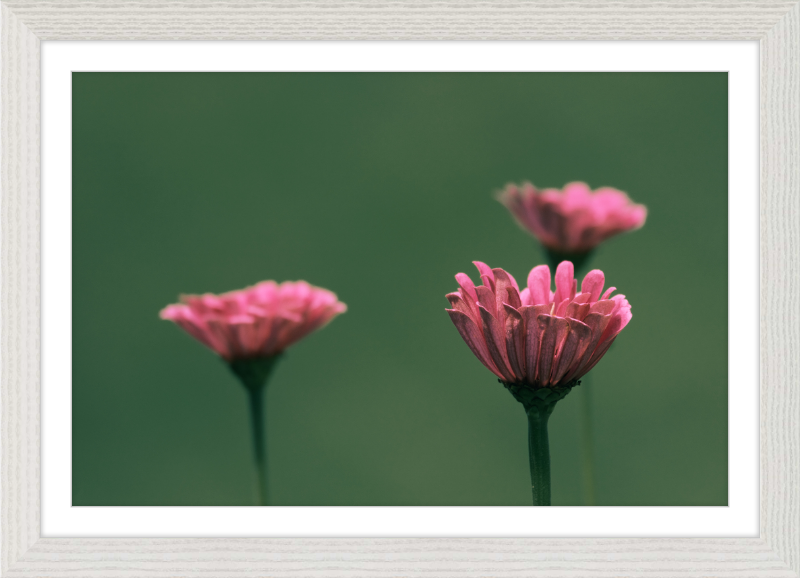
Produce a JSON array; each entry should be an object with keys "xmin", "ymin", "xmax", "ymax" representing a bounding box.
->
[{"xmin": 73, "ymin": 72, "xmax": 727, "ymax": 506}]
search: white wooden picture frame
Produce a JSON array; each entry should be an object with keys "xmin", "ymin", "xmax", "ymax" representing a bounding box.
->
[{"xmin": 2, "ymin": 1, "xmax": 798, "ymax": 576}]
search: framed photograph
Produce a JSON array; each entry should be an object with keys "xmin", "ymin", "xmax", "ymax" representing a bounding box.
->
[{"xmin": 3, "ymin": 1, "xmax": 798, "ymax": 576}]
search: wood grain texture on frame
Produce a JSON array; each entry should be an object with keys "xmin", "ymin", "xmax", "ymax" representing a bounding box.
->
[
  {"xmin": 1, "ymin": 1, "xmax": 798, "ymax": 576},
  {"xmin": 0, "ymin": 0, "xmax": 797, "ymax": 40}
]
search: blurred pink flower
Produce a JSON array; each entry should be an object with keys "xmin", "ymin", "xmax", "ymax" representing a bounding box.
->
[
  {"xmin": 446, "ymin": 261, "xmax": 631, "ymax": 387},
  {"xmin": 161, "ymin": 280, "xmax": 346, "ymax": 361},
  {"xmin": 497, "ymin": 182, "xmax": 647, "ymax": 254}
]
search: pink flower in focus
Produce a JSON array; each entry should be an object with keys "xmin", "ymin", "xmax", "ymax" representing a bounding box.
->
[
  {"xmin": 498, "ymin": 182, "xmax": 647, "ymax": 255},
  {"xmin": 446, "ymin": 261, "xmax": 631, "ymax": 388},
  {"xmin": 161, "ymin": 281, "xmax": 346, "ymax": 361}
]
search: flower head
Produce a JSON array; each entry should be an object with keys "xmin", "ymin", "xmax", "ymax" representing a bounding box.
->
[
  {"xmin": 446, "ymin": 261, "xmax": 631, "ymax": 388},
  {"xmin": 497, "ymin": 182, "xmax": 647, "ymax": 255},
  {"xmin": 161, "ymin": 280, "xmax": 346, "ymax": 361}
]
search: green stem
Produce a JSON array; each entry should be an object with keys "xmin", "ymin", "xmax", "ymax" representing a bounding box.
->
[
  {"xmin": 505, "ymin": 382, "xmax": 573, "ymax": 506},
  {"xmin": 246, "ymin": 385, "xmax": 268, "ymax": 506},
  {"xmin": 228, "ymin": 355, "xmax": 281, "ymax": 506},
  {"xmin": 578, "ymin": 380, "xmax": 597, "ymax": 506},
  {"xmin": 526, "ymin": 404, "xmax": 553, "ymax": 506}
]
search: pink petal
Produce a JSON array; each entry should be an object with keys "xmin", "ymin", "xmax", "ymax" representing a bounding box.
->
[
  {"xmin": 601, "ymin": 286, "xmax": 617, "ymax": 300},
  {"xmin": 566, "ymin": 301, "xmax": 590, "ymax": 321},
  {"xmin": 583, "ymin": 311, "xmax": 632, "ymax": 375},
  {"xmin": 572, "ymin": 293, "xmax": 591, "ymax": 305},
  {"xmin": 562, "ymin": 181, "xmax": 593, "ymax": 205},
  {"xmin": 589, "ymin": 300, "xmax": 616, "ymax": 316},
  {"xmin": 473, "ymin": 261, "xmax": 495, "ymax": 289},
  {"xmin": 628, "ymin": 205, "xmax": 648, "ymax": 228},
  {"xmin": 568, "ymin": 312, "xmax": 612, "ymax": 379},
  {"xmin": 553, "ymin": 297, "xmax": 571, "ymax": 318},
  {"xmin": 230, "ymin": 320, "xmax": 259, "ymax": 357},
  {"xmin": 474, "ymin": 285, "xmax": 497, "ymax": 318},
  {"xmin": 257, "ymin": 315, "xmax": 295, "ymax": 355},
  {"xmin": 581, "ymin": 270, "xmax": 605, "ymax": 303},
  {"xmin": 492, "ymin": 268, "xmax": 517, "ymax": 319},
  {"xmin": 446, "ymin": 292, "xmax": 477, "ymax": 322},
  {"xmin": 551, "ymin": 319, "xmax": 587, "ymax": 385},
  {"xmin": 598, "ymin": 308, "xmax": 633, "ymax": 349},
  {"xmin": 205, "ymin": 319, "xmax": 234, "ymax": 359},
  {"xmin": 520, "ymin": 307, "xmax": 543, "ymax": 383},
  {"xmin": 581, "ymin": 335, "xmax": 619, "ymax": 374},
  {"xmin": 527, "ymin": 265, "xmax": 551, "ymax": 306},
  {"xmin": 536, "ymin": 315, "xmax": 569, "ymax": 387},
  {"xmin": 519, "ymin": 287, "xmax": 532, "ymax": 307},
  {"xmin": 553, "ymin": 261, "xmax": 574, "ymax": 304},
  {"xmin": 159, "ymin": 304, "xmax": 186, "ymax": 321},
  {"xmin": 505, "ymin": 287, "xmax": 522, "ymax": 309},
  {"xmin": 447, "ymin": 309, "xmax": 503, "ymax": 379},
  {"xmin": 554, "ymin": 319, "xmax": 592, "ymax": 385},
  {"xmin": 455, "ymin": 272, "xmax": 479, "ymax": 303},
  {"xmin": 561, "ymin": 317, "xmax": 597, "ymax": 383},
  {"xmin": 162, "ymin": 280, "xmax": 346, "ymax": 361},
  {"xmin": 496, "ymin": 181, "xmax": 646, "ymax": 253},
  {"xmin": 478, "ymin": 304, "xmax": 516, "ymax": 382},
  {"xmin": 582, "ymin": 310, "xmax": 632, "ymax": 374},
  {"xmin": 446, "ymin": 260, "xmax": 633, "ymax": 387},
  {"xmin": 503, "ymin": 304, "xmax": 526, "ymax": 381}
]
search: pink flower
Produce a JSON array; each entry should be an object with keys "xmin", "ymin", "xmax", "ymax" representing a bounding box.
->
[
  {"xmin": 497, "ymin": 182, "xmax": 647, "ymax": 254},
  {"xmin": 446, "ymin": 261, "xmax": 631, "ymax": 388},
  {"xmin": 161, "ymin": 280, "xmax": 347, "ymax": 361}
]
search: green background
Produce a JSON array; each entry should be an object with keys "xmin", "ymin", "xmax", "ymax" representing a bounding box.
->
[{"xmin": 73, "ymin": 72, "xmax": 727, "ymax": 506}]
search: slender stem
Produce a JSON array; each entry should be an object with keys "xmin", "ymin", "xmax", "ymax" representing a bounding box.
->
[
  {"xmin": 577, "ymin": 380, "xmax": 596, "ymax": 506},
  {"xmin": 526, "ymin": 404, "xmax": 552, "ymax": 506},
  {"xmin": 228, "ymin": 355, "xmax": 281, "ymax": 506},
  {"xmin": 506, "ymin": 382, "xmax": 572, "ymax": 506},
  {"xmin": 246, "ymin": 385, "xmax": 268, "ymax": 506}
]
